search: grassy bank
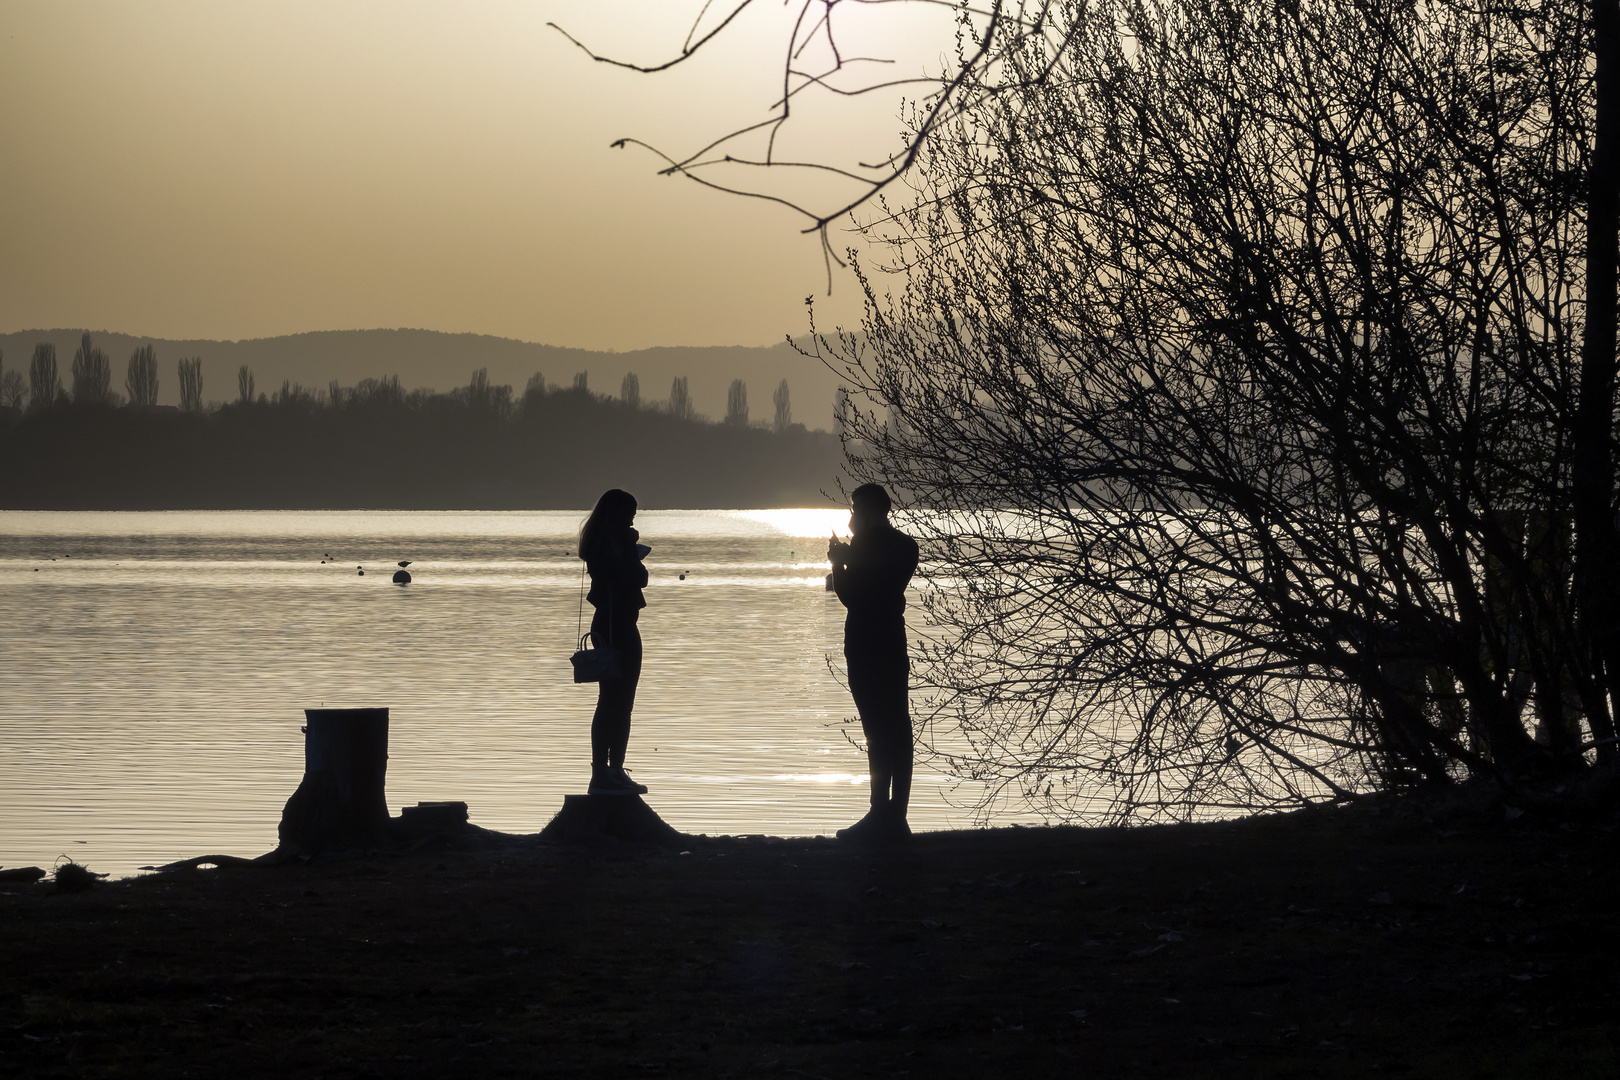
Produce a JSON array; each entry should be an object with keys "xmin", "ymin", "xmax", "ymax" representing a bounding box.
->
[{"xmin": 2, "ymin": 797, "xmax": 1614, "ymax": 1078}]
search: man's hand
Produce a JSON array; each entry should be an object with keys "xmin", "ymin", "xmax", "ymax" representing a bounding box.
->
[{"xmin": 828, "ymin": 534, "xmax": 850, "ymax": 565}]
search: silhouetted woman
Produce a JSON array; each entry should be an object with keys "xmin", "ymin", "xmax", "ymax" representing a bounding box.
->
[{"xmin": 579, "ymin": 488, "xmax": 650, "ymax": 795}]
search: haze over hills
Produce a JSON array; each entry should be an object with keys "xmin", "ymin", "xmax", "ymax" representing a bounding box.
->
[{"xmin": 0, "ymin": 328, "xmax": 844, "ymax": 429}]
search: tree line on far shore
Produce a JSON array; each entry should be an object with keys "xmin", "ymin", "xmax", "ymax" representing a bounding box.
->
[
  {"xmin": 1, "ymin": 333, "xmax": 802, "ymax": 432},
  {"xmin": 1, "ymin": 334, "xmax": 842, "ymax": 510}
]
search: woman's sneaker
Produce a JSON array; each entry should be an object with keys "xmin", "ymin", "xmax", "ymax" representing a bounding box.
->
[
  {"xmin": 615, "ymin": 767, "xmax": 649, "ymax": 795},
  {"xmin": 589, "ymin": 765, "xmax": 630, "ymax": 796}
]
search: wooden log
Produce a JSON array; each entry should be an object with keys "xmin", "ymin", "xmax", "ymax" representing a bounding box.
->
[
  {"xmin": 142, "ymin": 854, "xmax": 285, "ymax": 873},
  {"xmin": 276, "ymin": 708, "xmax": 391, "ymax": 856},
  {"xmin": 391, "ymin": 800, "xmax": 470, "ymax": 842},
  {"xmin": 538, "ymin": 794, "xmax": 684, "ymax": 846}
]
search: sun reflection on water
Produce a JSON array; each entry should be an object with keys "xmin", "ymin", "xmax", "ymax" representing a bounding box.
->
[
  {"xmin": 772, "ymin": 773, "xmax": 869, "ymax": 785},
  {"xmin": 733, "ymin": 508, "xmax": 851, "ymax": 537}
]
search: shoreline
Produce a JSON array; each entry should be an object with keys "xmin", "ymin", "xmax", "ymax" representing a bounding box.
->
[{"xmin": 3, "ymin": 795, "xmax": 1614, "ymax": 1077}]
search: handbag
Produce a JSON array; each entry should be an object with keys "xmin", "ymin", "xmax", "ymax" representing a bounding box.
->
[
  {"xmin": 571, "ymin": 632, "xmax": 621, "ymax": 682},
  {"xmin": 569, "ymin": 565, "xmax": 621, "ymax": 683}
]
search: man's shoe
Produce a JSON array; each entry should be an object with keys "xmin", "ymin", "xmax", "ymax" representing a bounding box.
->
[
  {"xmin": 615, "ymin": 767, "xmax": 649, "ymax": 795},
  {"xmin": 836, "ymin": 810, "xmax": 881, "ymax": 840},
  {"xmin": 839, "ymin": 809, "xmax": 910, "ymax": 842}
]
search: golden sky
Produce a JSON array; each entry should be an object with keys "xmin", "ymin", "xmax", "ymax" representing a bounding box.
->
[{"xmin": 0, "ymin": 2, "xmax": 934, "ymax": 350}]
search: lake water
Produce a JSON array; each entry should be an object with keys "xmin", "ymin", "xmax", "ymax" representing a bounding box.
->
[{"xmin": 0, "ymin": 510, "xmax": 1019, "ymax": 878}]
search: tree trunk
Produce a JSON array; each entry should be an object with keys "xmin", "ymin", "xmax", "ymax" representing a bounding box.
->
[
  {"xmin": 277, "ymin": 708, "xmax": 391, "ymax": 856},
  {"xmin": 1577, "ymin": 0, "xmax": 1620, "ymax": 757}
]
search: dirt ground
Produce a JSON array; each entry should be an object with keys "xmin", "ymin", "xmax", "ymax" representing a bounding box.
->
[{"xmin": 2, "ymin": 794, "xmax": 1615, "ymax": 1078}]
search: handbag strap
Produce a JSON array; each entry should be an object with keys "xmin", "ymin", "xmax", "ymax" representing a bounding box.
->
[
  {"xmin": 576, "ymin": 557, "xmax": 614, "ymax": 648},
  {"xmin": 576, "ymin": 561, "xmax": 586, "ymax": 642}
]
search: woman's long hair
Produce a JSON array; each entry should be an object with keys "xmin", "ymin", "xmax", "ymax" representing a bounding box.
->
[{"xmin": 578, "ymin": 488, "xmax": 637, "ymax": 560}]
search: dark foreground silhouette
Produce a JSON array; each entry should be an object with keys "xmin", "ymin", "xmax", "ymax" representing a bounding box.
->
[{"xmin": 1, "ymin": 793, "xmax": 1613, "ymax": 1078}]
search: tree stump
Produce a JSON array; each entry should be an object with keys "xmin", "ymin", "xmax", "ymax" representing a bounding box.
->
[
  {"xmin": 538, "ymin": 794, "xmax": 684, "ymax": 846},
  {"xmin": 276, "ymin": 708, "xmax": 391, "ymax": 856}
]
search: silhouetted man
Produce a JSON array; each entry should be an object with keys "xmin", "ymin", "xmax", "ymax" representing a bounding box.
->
[{"xmin": 829, "ymin": 483, "xmax": 919, "ymax": 840}]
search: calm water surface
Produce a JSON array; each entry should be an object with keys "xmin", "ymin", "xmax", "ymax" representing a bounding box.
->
[{"xmin": 1, "ymin": 510, "xmax": 1012, "ymax": 877}]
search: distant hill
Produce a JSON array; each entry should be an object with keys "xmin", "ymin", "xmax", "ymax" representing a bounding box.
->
[{"xmin": 0, "ymin": 328, "xmax": 842, "ymax": 429}]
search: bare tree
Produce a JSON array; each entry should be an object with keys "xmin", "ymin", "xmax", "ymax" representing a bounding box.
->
[
  {"xmin": 725, "ymin": 379, "xmax": 749, "ymax": 427},
  {"xmin": 621, "ymin": 371, "xmax": 641, "ymax": 409},
  {"xmin": 462, "ymin": 367, "xmax": 514, "ymax": 416},
  {"xmin": 572, "ymin": 371, "xmax": 589, "ymax": 393},
  {"xmin": 275, "ymin": 379, "xmax": 320, "ymax": 410},
  {"xmin": 71, "ymin": 333, "xmax": 113, "ymax": 406},
  {"xmin": 669, "ymin": 375, "xmax": 693, "ymax": 421},
  {"xmin": 237, "ymin": 365, "xmax": 256, "ymax": 405},
  {"xmin": 125, "ymin": 345, "xmax": 159, "ymax": 407},
  {"xmin": 0, "ymin": 369, "xmax": 23, "ymax": 410},
  {"xmin": 520, "ymin": 372, "xmax": 548, "ymax": 417},
  {"xmin": 177, "ymin": 358, "xmax": 203, "ymax": 412},
  {"xmin": 0, "ymin": 349, "xmax": 23, "ymax": 410},
  {"xmin": 772, "ymin": 378, "xmax": 792, "ymax": 433},
  {"xmin": 808, "ymin": 0, "xmax": 1609, "ymax": 820},
  {"xmin": 347, "ymin": 375, "xmax": 406, "ymax": 410},
  {"xmin": 29, "ymin": 344, "xmax": 60, "ymax": 411}
]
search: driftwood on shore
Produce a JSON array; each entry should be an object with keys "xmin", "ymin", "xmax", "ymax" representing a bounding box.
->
[{"xmin": 142, "ymin": 852, "xmax": 299, "ymax": 873}]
